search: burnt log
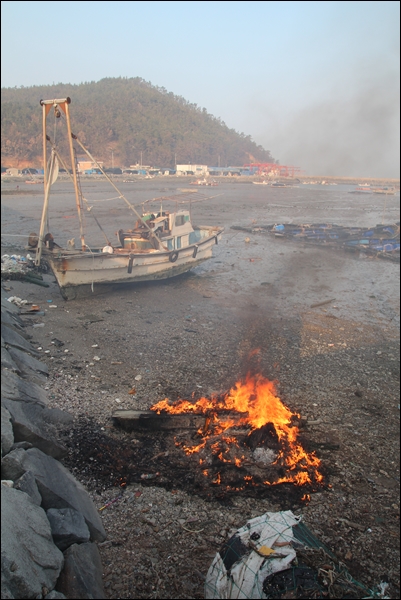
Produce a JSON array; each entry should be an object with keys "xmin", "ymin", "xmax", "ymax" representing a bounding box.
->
[
  {"xmin": 112, "ymin": 410, "xmax": 206, "ymax": 432},
  {"xmin": 112, "ymin": 409, "xmax": 248, "ymax": 433}
]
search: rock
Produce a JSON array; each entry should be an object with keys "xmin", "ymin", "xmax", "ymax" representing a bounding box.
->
[
  {"xmin": 1, "ymin": 324, "xmax": 39, "ymax": 356},
  {"xmin": 8, "ymin": 345, "xmax": 49, "ymax": 383},
  {"xmin": 46, "ymin": 508, "xmax": 91, "ymax": 552},
  {"xmin": 56, "ymin": 543, "xmax": 106, "ymax": 599},
  {"xmin": 1, "ymin": 447, "xmax": 27, "ymax": 480},
  {"xmin": 1, "ymin": 405, "xmax": 14, "ymax": 456},
  {"xmin": 1, "ymin": 370, "xmax": 48, "ymax": 406},
  {"xmin": 1, "ymin": 347, "xmax": 20, "ymax": 373},
  {"xmin": 14, "ymin": 470, "xmax": 42, "ymax": 505},
  {"xmin": 2, "ymin": 398, "xmax": 67, "ymax": 459},
  {"xmin": 42, "ymin": 407, "xmax": 74, "ymax": 427},
  {"xmin": 2, "ymin": 447, "xmax": 106, "ymax": 542},
  {"xmin": 1, "ymin": 485, "xmax": 64, "ymax": 599},
  {"xmin": 1, "ymin": 310, "xmax": 26, "ymax": 333},
  {"xmin": 44, "ymin": 592, "xmax": 67, "ymax": 599}
]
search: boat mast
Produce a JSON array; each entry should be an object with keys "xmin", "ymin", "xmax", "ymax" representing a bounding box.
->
[
  {"xmin": 64, "ymin": 100, "xmax": 86, "ymax": 251},
  {"xmin": 39, "ymin": 98, "xmax": 86, "ymax": 251}
]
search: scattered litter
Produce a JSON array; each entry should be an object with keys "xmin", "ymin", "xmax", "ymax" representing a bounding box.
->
[
  {"xmin": 93, "ymin": 356, "xmax": 101, "ymax": 361},
  {"xmin": 231, "ymin": 222, "xmax": 400, "ymax": 262},
  {"xmin": 135, "ymin": 374, "xmax": 142, "ymax": 381},
  {"xmin": 98, "ymin": 491, "xmax": 125, "ymax": 512},
  {"xmin": 311, "ymin": 298, "xmax": 336, "ymax": 309},
  {"xmin": 32, "ymin": 323, "xmax": 45, "ymax": 328},
  {"xmin": 140, "ymin": 473, "xmax": 160, "ymax": 480},
  {"xmin": 48, "ymin": 305, "xmax": 58, "ymax": 308},
  {"xmin": 128, "ymin": 387, "xmax": 136, "ymax": 395},
  {"xmin": 92, "ymin": 344, "xmax": 99, "ymax": 348},
  {"xmin": 6, "ymin": 296, "xmax": 28, "ymax": 307},
  {"xmin": 115, "ymin": 398, "xmax": 121, "ymax": 403}
]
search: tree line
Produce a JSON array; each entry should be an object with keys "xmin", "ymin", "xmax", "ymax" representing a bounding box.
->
[{"xmin": 1, "ymin": 77, "xmax": 275, "ymax": 168}]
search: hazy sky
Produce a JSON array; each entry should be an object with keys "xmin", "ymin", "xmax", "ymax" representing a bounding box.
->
[{"xmin": 1, "ymin": 1, "xmax": 400, "ymax": 178}]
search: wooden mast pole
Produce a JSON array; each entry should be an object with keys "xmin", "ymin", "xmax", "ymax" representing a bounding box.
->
[{"xmin": 63, "ymin": 99, "xmax": 86, "ymax": 251}]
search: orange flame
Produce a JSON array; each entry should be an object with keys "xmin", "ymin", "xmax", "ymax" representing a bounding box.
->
[{"xmin": 151, "ymin": 373, "xmax": 323, "ymax": 488}]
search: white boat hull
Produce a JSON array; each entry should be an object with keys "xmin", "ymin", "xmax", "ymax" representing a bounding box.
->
[{"xmin": 44, "ymin": 228, "xmax": 223, "ymax": 299}]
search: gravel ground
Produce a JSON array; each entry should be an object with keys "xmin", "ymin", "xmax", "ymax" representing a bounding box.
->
[{"xmin": 1, "ymin": 179, "xmax": 400, "ymax": 598}]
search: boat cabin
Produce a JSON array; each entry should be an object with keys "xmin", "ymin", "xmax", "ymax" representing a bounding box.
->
[{"xmin": 118, "ymin": 209, "xmax": 199, "ymax": 252}]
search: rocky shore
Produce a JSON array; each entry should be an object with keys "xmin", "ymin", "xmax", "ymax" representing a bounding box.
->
[{"xmin": 1, "ymin": 294, "xmax": 107, "ymax": 599}]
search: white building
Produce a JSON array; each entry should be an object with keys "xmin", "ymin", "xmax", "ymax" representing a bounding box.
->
[{"xmin": 176, "ymin": 164, "xmax": 208, "ymax": 175}]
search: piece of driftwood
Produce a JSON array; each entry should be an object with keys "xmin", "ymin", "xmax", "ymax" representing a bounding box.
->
[
  {"xmin": 112, "ymin": 409, "xmax": 248, "ymax": 432},
  {"xmin": 112, "ymin": 409, "xmax": 206, "ymax": 432}
]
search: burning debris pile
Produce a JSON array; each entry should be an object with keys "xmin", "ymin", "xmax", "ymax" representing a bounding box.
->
[
  {"xmin": 148, "ymin": 374, "xmax": 323, "ymax": 496},
  {"xmin": 67, "ymin": 374, "xmax": 324, "ymax": 504}
]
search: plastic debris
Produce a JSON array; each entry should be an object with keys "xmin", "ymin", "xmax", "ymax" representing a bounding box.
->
[
  {"xmin": 6, "ymin": 296, "xmax": 28, "ymax": 307},
  {"xmin": 1, "ymin": 254, "xmax": 41, "ymax": 280},
  {"xmin": 205, "ymin": 511, "xmax": 376, "ymax": 599},
  {"xmin": 140, "ymin": 473, "xmax": 160, "ymax": 480}
]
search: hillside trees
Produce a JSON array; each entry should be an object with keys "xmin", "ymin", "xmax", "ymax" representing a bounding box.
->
[{"xmin": 1, "ymin": 77, "xmax": 275, "ymax": 168}]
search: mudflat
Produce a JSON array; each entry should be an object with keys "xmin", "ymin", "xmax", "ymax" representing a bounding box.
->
[{"xmin": 2, "ymin": 178, "xmax": 400, "ymax": 599}]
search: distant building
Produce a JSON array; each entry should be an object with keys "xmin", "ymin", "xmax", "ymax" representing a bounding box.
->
[
  {"xmin": 76, "ymin": 159, "xmax": 103, "ymax": 173},
  {"xmin": 176, "ymin": 164, "xmax": 208, "ymax": 175}
]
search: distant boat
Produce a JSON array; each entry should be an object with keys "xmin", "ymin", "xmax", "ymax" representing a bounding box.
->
[
  {"xmin": 190, "ymin": 178, "xmax": 218, "ymax": 186},
  {"xmin": 253, "ymin": 180, "xmax": 269, "ymax": 185},
  {"xmin": 372, "ymin": 187, "xmax": 396, "ymax": 195},
  {"xmin": 349, "ymin": 186, "xmax": 373, "ymax": 194}
]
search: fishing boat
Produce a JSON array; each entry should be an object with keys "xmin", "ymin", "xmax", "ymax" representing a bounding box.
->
[
  {"xmin": 30, "ymin": 98, "xmax": 224, "ymax": 300},
  {"xmin": 190, "ymin": 178, "xmax": 218, "ymax": 186},
  {"xmin": 349, "ymin": 186, "xmax": 373, "ymax": 194},
  {"xmin": 371, "ymin": 186, "xmax": 396, "ymax": 195}
]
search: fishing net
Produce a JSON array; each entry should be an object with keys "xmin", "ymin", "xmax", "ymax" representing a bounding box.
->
[{"xmin": 204, "ymin": 511, "xmax": 386, "ymax": 599}]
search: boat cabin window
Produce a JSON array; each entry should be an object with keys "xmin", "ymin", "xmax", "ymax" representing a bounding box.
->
[
  {"xmin": 175, "ymin": 215, "xmax": 188, "ymax": 227},
  {"xmin": 167, "ymin": 238, "xmax": 174, "ymax": 251},
  {"xmin": 176, "ymin": 236, "xmax": 182, "ymax": 249}
]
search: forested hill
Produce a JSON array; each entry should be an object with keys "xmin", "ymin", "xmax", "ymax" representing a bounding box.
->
[{"xmin": 1, "ymin": 77, "xmax": 275, "ymax": 169}]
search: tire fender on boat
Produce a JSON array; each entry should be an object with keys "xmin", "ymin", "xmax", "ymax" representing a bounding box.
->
[
  {"xmin": 169, "ymin": 251, "xmax": 179, "ymax": 263},
  {"xmin": 127, "ymin": 255, "xmax": 134, "ymax": 273},
  {"xmin": 192, "ymin": 245, "xmax": 198, "ymax": 258}
]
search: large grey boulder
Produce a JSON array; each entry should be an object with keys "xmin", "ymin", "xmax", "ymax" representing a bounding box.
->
[
  {"xmin": 1, "ymin": 448, "xmax": 106, "ymax": 542},
  {"xmin": 14, "ymin": 470, "xmax": 42, "ymax": 506},
  {"xmin": 1, "ymin": 298, "xmax": 20, "ymax": 315},
  {"xmin": 1, "ymin": 447, "xmax": 27, "ymax": 480},
  {"xmin": 1, "ymin": 398, "xmax": 67, "ymax": 459},
  {"xmin": 1, "ymin": 485, "xmax": 64, "ymax": 599},
  {"xmin": 7, "ymin": 346, "xmax": 48, "ymax": 384},
  {"xmin": 1, "ymin": 347, "xmax": 20, "ymax": 373},
  {"xmin": 42, "ymin": 406, "xmax": 74, "ymax": 427},
  {"xmin": 1, "ymin": 310, "xmax": 26, "ymax": 334},
  {"xmin": 47, "ymin": 508, "xmax": 90, "ymax": 551},
  {"xmin": 56, "ymin": 543, "xmax": 106, "ymax": 599},
  {"xmin": 1, "ymin": 405, "xmax": 14, "ymax": 456},
  {"xmin": 1, "ymin": 324, "xmax": 39, "ymax": 355},
  {"xmin": 1, "ymin": 370, "xmax": 48, "ymax": 405}
]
